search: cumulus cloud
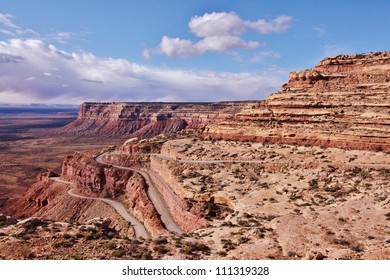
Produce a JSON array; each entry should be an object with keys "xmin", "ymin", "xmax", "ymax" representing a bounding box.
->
[
  {"xmin": 144, "ymin": 12, "xmax": 292, "ymax": 58},
  {"xmin": 0, "ymin": 39, "xmax": 286, "ymax": 104},
  {"xmin": 189, "ymin": 12, "xmax": 246, "ymax": 37}
]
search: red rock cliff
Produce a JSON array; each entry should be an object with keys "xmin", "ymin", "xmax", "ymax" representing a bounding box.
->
[
  {"xmin": 62, "ymin": 101, "xmax": 254, "ymax": 138},
  {"xmin": 204, "ymin": 51, "xmax": 390, "ymax": 151}
]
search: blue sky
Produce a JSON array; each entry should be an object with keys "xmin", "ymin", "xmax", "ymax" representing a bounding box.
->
[{"xmin": 0, "ymin": 0, "xmax": 389, "ymax": 104}]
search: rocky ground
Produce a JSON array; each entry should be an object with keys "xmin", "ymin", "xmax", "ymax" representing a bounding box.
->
[
  {"xmin": 0, "ymin": 215, "xmax": 212, "ymax": 260},
  {"xmin": 155, "ymin": 138, "xmax": 389, "ymax": 259},
  {"xmin": 2, "ymin": 135, "xmax": 388, "ymax": 260}
]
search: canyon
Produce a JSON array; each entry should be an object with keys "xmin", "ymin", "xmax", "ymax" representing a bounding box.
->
[{"xmin": 0, "ymin": 52, "xmax": 389, "ymax": 260}]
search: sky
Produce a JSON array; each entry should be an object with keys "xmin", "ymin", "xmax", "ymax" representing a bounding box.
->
[{"xmin": 0, "ymin": 0, "xmax": 389, "ymax": 104}]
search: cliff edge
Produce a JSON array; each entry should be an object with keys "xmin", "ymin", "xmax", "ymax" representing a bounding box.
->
[{"xmin": 204, "ymin": 51, "xmax": 390, "ymax": 151}]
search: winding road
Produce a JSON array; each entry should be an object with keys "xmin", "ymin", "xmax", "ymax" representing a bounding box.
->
[
  {"xmin": 96, "ymin": 152, "xmax": 183, "ymax": 234},
  {"xmin": 49, "ymin": 148, "xmax": 389, "ymax": 239},
  {"xmin": 49, "ymin": 177, "xmax": 150, "ymax": 239}
]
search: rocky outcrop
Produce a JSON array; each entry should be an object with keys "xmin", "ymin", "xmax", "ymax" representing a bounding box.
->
[
  {"xmin": 62, "ymin": 102, "xmax": 254, "ymax": 138},
  {"xmin": 125, "ymin": 173, "xmax": 168, "ymax": 238},
  {"xmin": 204, "ymin": 52, "xmax": 390, "ymax": 151},
  {"xmin": 61, "ymin": 152, "xmax": 132, "ymax": 198}
]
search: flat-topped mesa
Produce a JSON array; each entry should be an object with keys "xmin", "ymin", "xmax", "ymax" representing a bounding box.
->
[
  {"xmin": 204, "ymin": 51, "xmax": 390, "ymax": 152},
  {"xmin": 63, "ymin": 101, "xmax": 254, "ymax": 138}
]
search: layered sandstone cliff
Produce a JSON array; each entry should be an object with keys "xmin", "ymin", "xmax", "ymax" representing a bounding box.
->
[
  {"xmin": 62, "ymin": 102, "xmax": 253, "ymax": 138},
  {"xmin": 204, "ymin": 52, "xmax": 390, "ymax": 151}
]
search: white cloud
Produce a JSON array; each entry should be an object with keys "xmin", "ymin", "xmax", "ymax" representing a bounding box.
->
[
  {"xmin": 145, "ymin": 35, "xmax": 259, "ymax": 58},
  {"xmin": 0, "ymin": 13, "xmax": 19, "ymax": 29},
  {"xmin": 313, "ymin": 25, "xmax": 326, "ymax": 37},
  {"xmin": 0, "ymin": 12, "xmax": 79, "ymax": 45},
  {"xmin": 246, "ymin": 15, "xmax": 292, "ymax": 34},
  {"xmin": 144, "ymin": 12, "xmax": 292, "ymax": 58},
  {"xmin": 0, "ymin": 28, "xmax": 15, "ymax": 36},
  {"xmin": 189, "ymin": 12, "xmax": 246, "ymax": 37},
  {"xmin": 0, "ymin": 39, "xmax": 286, "ymax": 104},
  {"xmin": 195, "ymin": 35, "xmax": 258, "ymax": 53},
  {"xmin": 44, "ymin": 31, "xmax": 76, "ymax": 44},
  {"xmin": 0, "ymin": 13, "xmax": 41, "ymax": 37},
  {"xmin": 157, "ymin": 36, "xmax": 194, "ymax": 57}
]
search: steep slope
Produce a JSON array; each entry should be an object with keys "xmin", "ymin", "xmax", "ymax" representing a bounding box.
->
[{"xmin": 204, "ymin": 52, "xmax": 390, "ymax": 151}]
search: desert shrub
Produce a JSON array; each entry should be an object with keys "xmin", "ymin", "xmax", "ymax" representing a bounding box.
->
[
  {"xmin": 181, "ymin": 241, "xmax": 211, "ymax": 255},
  {"xmin": 84, "ymin": 232, "xmax": 101, "ymax": 241},
  {"xmin": 350, "ymin": 244, "xmax": 364, "ymax": 252},
  {"xmin": 346, "ymin": 167, "xmax": 362, "ymax": 177},
  {"xmin": 221, "ymin": 221, "xmax": 235, "ymax": 227},
  {"xmin": 238, "ymin": 236, "xmax": 250, "ymax": 244},
  {"xmin": 105, "ymin": 231, "xmax": 116, "ymax": 239},
  {"xmin": 217, "ymin": 251, "xmax": 228, "ymax": 257},
  {"xmin": 269, "ymin": 197, "xmax": 278, "ymax": 203},
  {"xmin": 154, "ymin": 236, "xmax": 168, "ymax": 245},
  {"xmin": 62, "ymin": 233, "xmax": 72, "ymax": 239},
  {"xmin": 153, "ymin": 245, "xmax": 169, "ymax": 254},
  {"xmin": 130, "ymin": 239, "xmax": 142, "ymax": 245},
  {"xmin": 71, "ymin": 254, "xmax": 84, "ymax": 260},
  {"xmin": 111, "ymin": 249, "xmax": 126, "ymax": 258},
  {"xmin": 308, "ymin": 179, "xmax": 318, "ymax": 189},
  {"xmin": 333, "ymin": 238, "xmax": 350, "ymax": 246},
  {"xmin": 106, "ymin": 241, "xmax": 116, "ymax": 250},
  {"xmin": 221, "ymin": 239, "xmax": 236, "ymax": 251},
  {"xmin": 338, "ymin": 217, "xmax": 348, "ymax": 223},
  {"xmin": 141, "ymin": 251, "xmax": 153, "ymax": 260},
  {"xmin": 74, "ymin": 232, "xmax": 84, "ymax": 239}
]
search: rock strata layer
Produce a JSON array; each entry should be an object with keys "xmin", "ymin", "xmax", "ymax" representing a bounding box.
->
[
  {"xmin": 204, "ymin": 52, "xmax": 390, "ymax": 151},
  {"xmin": 62, "ymin": 102, "xmax": 253, "ymax": 138}
]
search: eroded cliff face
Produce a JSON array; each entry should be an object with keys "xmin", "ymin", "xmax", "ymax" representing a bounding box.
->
[
  {"xmin": 125, "ymin": 173, "xmax": 168, "ymax": 237},
  {"xmin": 62, "ymin": 102, "xmax": 253, "ymax": 138},
  {"xmin": 204, "ymin": 52, "xmax": 390, "ymax": 151},
  {"xmin": 61, "ymin": 151, "xmax": 132, "ymax": 198},
  {"xmin": 149, "ymin": 156, "xmax": 208, "ymax": 232}
]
